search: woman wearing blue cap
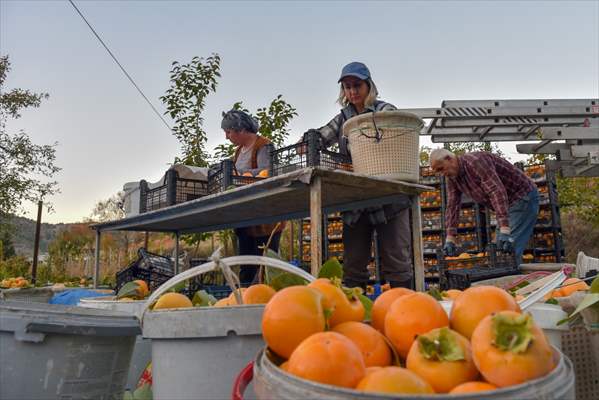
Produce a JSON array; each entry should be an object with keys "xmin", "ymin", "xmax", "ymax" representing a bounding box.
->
[{"xmin": 304, "ymin": 62, "xmax": 413, "ymax": 289}]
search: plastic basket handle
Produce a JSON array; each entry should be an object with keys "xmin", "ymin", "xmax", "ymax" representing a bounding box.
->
[
  {"xmin": 139, "ymin": 255, "xmax": 316, "ymax": 321},
  {"xmin": 517, "ymin": 267, "xmax": 571, "ymax": 311},
  {"xmin": 231, "ymin": 361, "xmax": 254, "ymax": 400}
]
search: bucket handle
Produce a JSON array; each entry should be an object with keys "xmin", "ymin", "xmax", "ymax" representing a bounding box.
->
[
  {"xmin": 139, "ymin": 255, "xmax": 316, "ymax": 322},
  {"xmin": 517, "ymin": 267, "xmax": 572, "ymax": 311},
  {"xmin": 232, "ymin": 361, "xmax": 254, "ymax": 400},
  {"xmin": 349, "ymin": 114, "xmax": 424, "ymax": 142}
]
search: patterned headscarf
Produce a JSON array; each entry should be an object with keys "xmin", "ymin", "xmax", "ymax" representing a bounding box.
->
[{"xmin": 221, "ymin": 110, "xmax": 259, "ymax": 133}]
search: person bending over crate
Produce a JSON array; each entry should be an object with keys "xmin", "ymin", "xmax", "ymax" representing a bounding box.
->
[
  {"xmin": 430, "ymin": 148, "xmax": 539, "ymax": 266},
  {"xmin": 302, "ymin": 61, "xmax": 413, "ymax": 290},
  {"xmin": 221, "ymin": 110, "xmax": 285, "ymax": 284}
]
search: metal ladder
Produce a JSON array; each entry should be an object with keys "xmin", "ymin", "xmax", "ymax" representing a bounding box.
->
[{"xmin": 398, "ymin": 99, "xmax": 599, "ymax": 177}]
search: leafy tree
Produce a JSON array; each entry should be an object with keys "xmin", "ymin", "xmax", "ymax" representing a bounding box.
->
[
  {"xmin": 160, "ymin": 54, "xmax": 221, "ymax": 167},
  {"xmin": 89, "ymin": 192, "xmax": 126, "ymax": 222},
  {"xmin": 0, "ymin": 55, "xmax": 60, "ymax": 218},
  {"xmin": 446, "ymin": 142, "xmax": 505, "ymax": 158}
]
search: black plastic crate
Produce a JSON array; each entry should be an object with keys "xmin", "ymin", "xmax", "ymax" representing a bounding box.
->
[
  {"xmin": 438, "ymin": 245, "xmax": 517, "ymax": 290},
  {"xmin": 271, "ymin": 130, "xmax": 351, "ymax": 176},
  {"xmin": 208, "ymin": 159, "xmax": 271, "ymax": 194},
  {"xmin": 115, "ymin": 264, "xmax": 173, "ymax": 292},
  {"xmin": 444, "ymin": 264, "xmax": 520, "ymax": 290},
  {"xmin": 115, "ymin": 248, "xmax": 175, "ymax": 292},
  {"xmin": 139, "ymin": 169, "xmax": 208, "ymax": 213}
]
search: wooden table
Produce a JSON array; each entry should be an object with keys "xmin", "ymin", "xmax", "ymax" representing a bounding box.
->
[{"xmin": 92, "ymin": 167, "xmax": 433, "ymax": 290}]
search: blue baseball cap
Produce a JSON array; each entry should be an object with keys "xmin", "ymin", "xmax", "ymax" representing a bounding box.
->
[{"xmin": 338, "ymin": 62, "xmax": 371, "ymax": 83}]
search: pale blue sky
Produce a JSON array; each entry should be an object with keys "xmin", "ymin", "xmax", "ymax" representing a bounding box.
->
[{"xmin": 2, "ymin": 0, "xmax": 598, "ymax": 223}]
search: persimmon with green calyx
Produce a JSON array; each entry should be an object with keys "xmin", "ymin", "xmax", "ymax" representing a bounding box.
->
[
  {"xmin": 308, "ymin": 278, "xmax": 365, "ymax": 327},
  {"xmin": 471, "ymin": 311, "xmax": 554, "ymax": 387},
  {"xmin": 406, "ymin": 327, "xmax": 479, "ymax": 393}
]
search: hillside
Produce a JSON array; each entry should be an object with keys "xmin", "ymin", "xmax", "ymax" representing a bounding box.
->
[{"xmin": 4, "ymin": 215, "xmax": 70, "ymax": 257}]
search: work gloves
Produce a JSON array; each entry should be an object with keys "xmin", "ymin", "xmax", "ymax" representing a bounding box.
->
[
  {"xmin": 443, "ymin": 238, "xmax": 457, "ymax": 257},
  {"xmin": 496, "ymin": 228, "xmax": 515, "ymax": 253}
]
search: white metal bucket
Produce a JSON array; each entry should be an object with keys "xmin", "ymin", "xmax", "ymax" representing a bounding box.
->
[{"xmin": 252, "ymin": 346, "xmax": 574, "ymax": 400}]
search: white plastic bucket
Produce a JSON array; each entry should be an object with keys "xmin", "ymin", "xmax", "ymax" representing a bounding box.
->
[
  {"xmin": 342, "ymin": 111, "xmax": 422, "ymax": 181},
  {"xmin": 141, "ymin": 255, "xmax": 315, "ymax": 400},
  {"xmin": 79, "ymin": 296, "xmax": 150, "ymax": 390}
]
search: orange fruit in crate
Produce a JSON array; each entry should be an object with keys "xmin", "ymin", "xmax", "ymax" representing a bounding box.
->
[
  {"xmin": 243, "ymin": 284, "xmax": 276, "ymax": 304},
  {"xmin": 553, "ymin": 277, "xmax": 589, "ymax": 297},
  {"xmin": 384, "ymin": 292, "xmax": 449, "ymax": 359},
  {"xmin": 262, "ymin": 286, "xmax": 326, "ymax": 359},
  {"xmin": 471, "ymin": 311, "xmax": 554, "ymax": 387},
  {"xmin": 287, "ymin": 331, "xmax": 366, "ymax": 388},
  {"xmin": 406, "ymin": 327, "xmax": 479, "ymax": 393},
  {"xmin": 308, "ymin": 278, "xmax": 364, "ymax": 327},
  {"xmin": 458, "ymin": 253, "xmax": 471, "ymax": 259},
  {"xmin": 355, "ymin": 366, "xmax": 434, "ymax": 395},
  {"xmin": 332, "ymin": 321, "xmax": 392, "ymax": 367},
  {"xmin": 450, "ymin": 286, "xmax": 520, "ymax": 339},
  {"xmin": 133, "ymin": 280, "xmax": 149, "ymax": 297},
  {"xmin": 256, "ymin": 169, "xmax": 269, "ymax": 178},
  {"xmin": 449, "ymin": 381, "xmax": 498, "ymax": 394},
  {"xmin": 371, "ymin": 287, "xmax": 414, "ymax": 332},
  {"xmin": 153, "ymin": 292, "xmax": 193, "ymax": 310},
  {"xmin": 242, "ymin": 171, "xmax": 253, "ymax": 177}
]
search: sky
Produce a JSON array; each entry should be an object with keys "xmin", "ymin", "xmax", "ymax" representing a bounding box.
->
[{"xmin": 1, "ymin": 0, "xmax": 598, "ymax": 224}]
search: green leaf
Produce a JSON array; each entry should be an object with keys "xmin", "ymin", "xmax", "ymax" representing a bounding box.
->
[
  {"xmin": 545, "ymin": 298, "xmax": 559, "ymax": 305},
  {"xmin": 123, "ymin": 390, "xmax": 134, "ymax": 400},
  {"xmin": 167, "ymin": 281, "xmax": 187, "ymax": 293},
  {"xmin": 357, "ymin": 293, "xmax": 373, "ymax": 322},
  {"xmin": 117, "ymin": 281, "xmax": 142, "ymax": 300},
  {"xmin": 132, "ymin": 383, "xmax": 153, "ymax": 400},
  {"xmin": 318, "ymin": 258, "xmax": 343, "ymax": 280},
  {"xmin": 561, "ymin": 293, "xmax": 599, "ymax": 325},
  {"xmin": 270, "ymin": 272, "xmax": 308, "ymax": 291},
  {"xmin": 192, "ymin": 290, "xmax": 217, "ymax": 307}
]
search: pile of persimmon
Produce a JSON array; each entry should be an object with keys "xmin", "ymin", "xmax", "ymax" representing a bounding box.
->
[{"xmin": 261, "ymin": 283, "xmax": 561, "ymax": 396}]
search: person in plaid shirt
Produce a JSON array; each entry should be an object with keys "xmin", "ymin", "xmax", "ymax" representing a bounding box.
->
[
  {"xmin": 430, "ymin": 148, "xmax": 539, "ymax": 266},
  {"xmin": 301, "ymin": 62, "xmax": 413, "ymax": 290}
]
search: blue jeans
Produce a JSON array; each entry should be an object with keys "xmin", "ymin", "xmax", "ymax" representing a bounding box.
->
[{"xmin": 496, "ymin": 187, "xmax": 539, "ymax": 266}]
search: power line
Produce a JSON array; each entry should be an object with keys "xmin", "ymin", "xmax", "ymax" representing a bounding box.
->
[{"xmin": 67, "ymin": 0, "xmax": 172, "ymax": 132}]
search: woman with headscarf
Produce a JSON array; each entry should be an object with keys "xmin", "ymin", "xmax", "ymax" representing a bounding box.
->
[
  {"xmin": 303, "ymin": 62, "xmax": 413, "ymax": 289},
  {"xmin": 221, "ymin": 110, "xmax": 285, "ymax": 284}
]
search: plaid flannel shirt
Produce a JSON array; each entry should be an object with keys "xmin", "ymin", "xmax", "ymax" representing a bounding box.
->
[
  {"xmin": 308, "ymin": 100, "xmax": 411, "ymax": 226},
  {"xmin": 445, "ymin": 152, "xmax": 536, "ymax": 236}
]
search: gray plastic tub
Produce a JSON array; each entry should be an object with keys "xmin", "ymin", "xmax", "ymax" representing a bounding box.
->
[
  {"xmin": 79, "ymin": 296, "xmax": 151, "ymax": 390},
  {"xmin": 139, "ymin": 254, "xmax": 316, "ymax": 400},
  {"xmin": 144, "ymin": 305, "xmax": 264, "ymax": 400},
  {"xmin": 0, "ymin": 287, "xmax": 58, "ymax": 303},
  {"xmin": 0, "ymin": 301, "xmax": 140, "ymax": 399},
  {"xmin": 252, "ymin": 346, "xmax": 575, "ymax": 400}
]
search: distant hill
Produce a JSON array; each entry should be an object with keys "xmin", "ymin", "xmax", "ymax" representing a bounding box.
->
[{"xmin": 5, "ymin": 215, "xmax": 71, "ymax": 257}]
